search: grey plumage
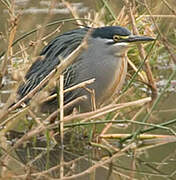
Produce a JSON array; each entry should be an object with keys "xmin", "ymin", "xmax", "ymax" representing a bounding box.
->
[{"xmin": 17, "ymin": 26, "xmax": 154, "ymax": 113}]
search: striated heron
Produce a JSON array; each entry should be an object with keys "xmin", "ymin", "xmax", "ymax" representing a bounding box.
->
[{"xmin": 17, "ymin": 26, "xmax": 154, "ymax": 114}]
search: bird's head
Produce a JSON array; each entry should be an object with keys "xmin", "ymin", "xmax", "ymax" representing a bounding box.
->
[{"xmin": 91, "ymin": 26, "xmax": 155, "ymax": 56}]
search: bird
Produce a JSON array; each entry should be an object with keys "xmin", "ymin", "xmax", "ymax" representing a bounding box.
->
[{"xmin": 17, "ymin": 26, "xmax": 154, "ymax": 114}]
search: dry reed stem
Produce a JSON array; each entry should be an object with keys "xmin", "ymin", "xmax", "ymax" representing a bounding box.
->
[
  {"xmin": 111, "ymin": 86, "xmax": 134, "ymax": 105},
  {"xmin": 59, "ymin": 74, "xmax": 64, "ymax": 179},
  {"xmin": 0, "ymin": 3, "xmax": 19, "ymax": 87},
  {"xmin": 131, "ymin": 106, "xmax": 146, "ymax": 121},
  {"xmin": 0, "ymin": 144, "xmax": 26, "ymax": 177},
  {"xmin": 44, "ymin": 95, "xmax": 87, "ymax": 123},
  {"xmin": 161, "ymin": 0, "xmax": 176, "ymax": 15},
  {"xmin": 41, "ymin": 26, "xmax": 62, "ymax": 42},
  {"xmin": 0, "ymin": 107, "xmax": 29, "ymax": 130},
  {"xmin": 100, "ymin": 113, "xmax": 119, "ymax": 137},
  {"xmin": 62, "ymin": 0, "xmax": 84, "ymax": 27},
  {"xmin": 32, "ymin": 0, "xmax": 58, "ymax": 57},
  {"xmin": 84, "ymin": 87, "xmax": 97, "ymax": 111},
  {"xmin": 41, "ymin": 78, "xmax": 95, "ymax": 103},
  {"xmin": 27, "ymin": 108, "xmax": 44, "ymax": 127},
  {"xmin": 65, "ymin": 78, "xmax": 95, "ymax": 93},
  {"xmin": 156, "ymin": 150, "xmax": 176, "ymax": 170},
  {"xmin": 131, "ymin": 149, "xmax": 137, "ymax": 179},
  {"xmin": 141, "ymin": 137, "xmax": 176, "ymax": 146},
  {"xmin": 59, "ymin": 75, "xmax": 64, "ymax": 142},
  {"xmin": 124, "ymin": 0, "xmax": 157, "ymax": 100},
  {"xmin": 100, "ymin": 134, "xmax": 176, "ymax": 140},
  {"xmin": 141, "ymin": 15, "xmax": 176, "ymax": 18},
  {"xmin": 12, "ymin": 43, "xmax": 29, "ymax": 57},
  {"xmin": 114, "ymin": 6, "xmax": 127, "ymax": 25},
  {"xmin": 101, "ymin": 139, "xmax": 120, "ymax": 152},
  {"xmin": 127, "ymin": 57, "xmax": 147, "ymax": 82},
  {"xmin": 64, "ymin": 97, "xmax": 151, "ymax": 123}
]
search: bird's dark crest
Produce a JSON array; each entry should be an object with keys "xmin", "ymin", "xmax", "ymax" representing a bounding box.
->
[{"xmin": 91, "ymin": 26, "xmax": 131, "ymax": 39}]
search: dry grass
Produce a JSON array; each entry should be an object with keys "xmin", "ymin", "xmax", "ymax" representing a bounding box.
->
[{"xmin": 0, "ymin": 0, "xmax": 176, "ymax": 179}]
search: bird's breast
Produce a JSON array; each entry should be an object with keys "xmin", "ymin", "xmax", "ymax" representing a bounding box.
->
[{"xmin": 98, "ymin": 55, "xmax": 127, "ymax": 105}]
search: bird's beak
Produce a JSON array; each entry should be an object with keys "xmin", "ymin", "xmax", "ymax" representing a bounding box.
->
[{"xmin": 125, "ymin": 35, "xmax": 155, "ymax": 43}]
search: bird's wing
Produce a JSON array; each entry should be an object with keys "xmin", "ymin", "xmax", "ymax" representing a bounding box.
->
[{"xmin": 17, "ymin": 28, "xmax": 89, "ymax": 99}]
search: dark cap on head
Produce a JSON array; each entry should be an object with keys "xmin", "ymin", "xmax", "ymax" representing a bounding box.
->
[{"xmin": 91, "ymin": 26, "xmax": 131, "ymax": 39}]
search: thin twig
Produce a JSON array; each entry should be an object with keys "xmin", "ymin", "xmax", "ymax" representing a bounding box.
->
[
  {"xmin": 63, "ymin": 97, "xmax": 151, "ymax": 123},
  {"xmin": 40, "ymin": 78, "xmax": 95, "ymax": 103},
  {"xmin": 59, "ymin": 74, "xmax": 64, "ymax": 178},
  {"xmin": 100, "ymin": 134, "xmax": 176, "ymax": 140}
]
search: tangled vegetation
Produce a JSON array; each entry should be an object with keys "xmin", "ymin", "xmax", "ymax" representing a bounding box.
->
[{"xmin": 0, "ymin": 0, "xmax": 176, "ymax": 179}]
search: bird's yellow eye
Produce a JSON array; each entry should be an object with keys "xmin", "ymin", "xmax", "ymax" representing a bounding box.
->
[{"xmin": 113, "ymin": 35, "xmax": 120, "ymax": 42}]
